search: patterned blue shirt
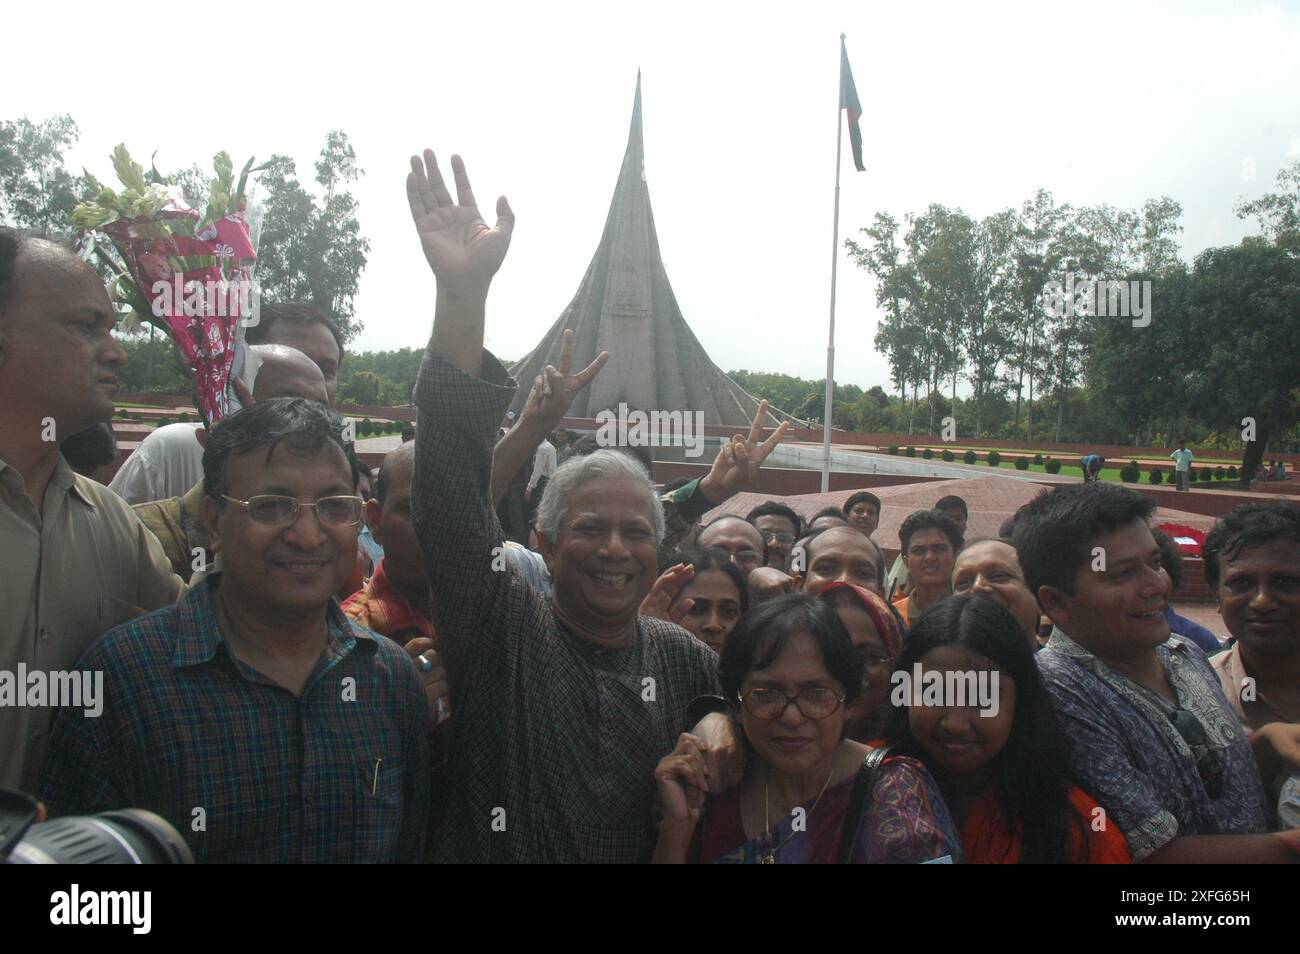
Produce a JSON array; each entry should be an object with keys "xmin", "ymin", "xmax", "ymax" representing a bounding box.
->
[
  {"xmin": 39, "ymin": 574, "xmax": 431, "ymax": 863},
  {"xmin": 1037, "ymin": 628, "xmax": 1269, "ymax": 860}
]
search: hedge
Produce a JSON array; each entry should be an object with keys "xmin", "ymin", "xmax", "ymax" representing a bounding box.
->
[
  {"xmin": 963, "ymin": 450, "xmax": 977, "ymax": 464},
  {"xmin": 1014, "ymin": 456, "xmax": 1030, "ymax": 470},
  {"xmin": 987, "ymin": 451, "xmax": 1001, "ymax": 467},
  {"xmin": 942, "ymin": 449, "xmax": 955, "ymax": 462},
  {"xmin": 1148, "ymin": 468, "xmax": 1163, "ymax": 484},
  {"xmin": 923, "ymin": 448, "xmax": 934, "ymax": 459},
  {"xmin": 1045, "ymin": 458, "xmax": 1062, "ymax": 474},
  {"xmin": 889, "ymin": 445, "xmax": 899, "ymax": 455},
  {"xmin": 906, "ymin": 446, "xmax": 916, "ymax": 457}
]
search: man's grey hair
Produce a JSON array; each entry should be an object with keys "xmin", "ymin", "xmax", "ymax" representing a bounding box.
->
[{"xmin": 535, "ymin": 448, "xmax": 665, "ymax": 544}]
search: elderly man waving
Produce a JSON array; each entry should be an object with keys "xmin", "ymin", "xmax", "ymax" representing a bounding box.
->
[{"xmin": 407, "ymin": 150, "xmax": 784, "ymax": 863}]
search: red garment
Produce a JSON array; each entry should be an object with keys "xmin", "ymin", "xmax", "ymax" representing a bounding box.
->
[
  {"xmin": 960, "ymin": 785, "xmax": 1131, "ymax": 864},
  {"xmin": 342, "ymin": 558, "xmax": 437, "ymax": 644}
]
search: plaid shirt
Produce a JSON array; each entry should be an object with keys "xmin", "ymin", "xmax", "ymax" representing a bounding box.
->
[
  {"xmin": 39, "ymin": 574, "xmax": 431, "ymax": 863},
  {"xmin": 413, "ymin": 349, "xmax": 720, "ymax": 863}
]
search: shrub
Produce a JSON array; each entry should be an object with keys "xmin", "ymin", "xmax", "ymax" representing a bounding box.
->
[
  {"xmin": 963, "ymin": 450, "xmax": 977, "ymax": 464},
  {"xmin": 1148, "ymin": 468, "xmax": 1163, "ymax": 484},
  {"xmin": 905, "ymin": 446, "xmax": 916, "ymax": 458},
  {"xmin": 158, "ymin": 415, "xmax": 171, "ymax": 428},
  {"xmin": 1120, "ymin": 461, "xmax": 1140, "ymax": 483},
  {"xmin": 1215, "ymin": 467, "xmax": 1225, "ymax": 481},
  {"xmin": 1014, "ymin": 456, "xmax": 1030, "ymax": 470},
  {"xmin": 117, "ymin": 407, "xmax": 129, "ymax": 417},
  {"xmin": 923, "ymin": 448, "xmax": 934, "ymax": 459},
  {"xmin": 987, "ymin": 451, "xmax": 1001, "ymax": 467},
  {"xmin": 1045, "ymin": 458, "xmax": 1061, "ymax": 474},
  {"xmin": 1033, "ymin": 453, "xmax": 1043, "ymax": 466},
  {"xmin": 360, "ymin": 418, "xmax": 373, "ymax": 437},
  {"xmin": 1227, "ymin": 465, "xmax": 1239, "ymax": 480},
  {"xmin": 179, "ymin": 412, "xmax": 191, "ymax": 422},
  {"xmin": 942, "ymin": 449, "xmax": 955, "ymax": 462},
  {"xmin": 889, "ymin": 445, "xmax": 899, "ymax": 455}
]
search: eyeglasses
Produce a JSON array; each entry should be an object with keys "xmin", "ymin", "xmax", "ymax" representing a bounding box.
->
[
  {"xmin": 221, "ymin": 494, "xmax": 363, "ymax": 527},
  {"xmin": 758, "ymin": 530, "xmax": 795, "ymax": 545},
  {"xmin": 738, "ymin": 687, "xmax": 844, "ymax": 720},
  {"xmin": 1167, "ymin": 708, "xmax": 1225, "ymax": 799}
]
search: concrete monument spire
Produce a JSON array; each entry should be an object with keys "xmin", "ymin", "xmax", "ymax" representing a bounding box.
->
[{"xmin": 509, "ymin": 74, "xmax": 796, "ymax": 427}]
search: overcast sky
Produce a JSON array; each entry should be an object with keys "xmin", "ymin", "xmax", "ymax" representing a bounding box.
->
[{"xmin": 9, "ymin": 0, "xmax": 1299, "ymax": 394}]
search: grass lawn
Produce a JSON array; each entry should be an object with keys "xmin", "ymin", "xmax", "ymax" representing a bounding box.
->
[
  {"xmin": 891, "ymin": 443, "xmax": 1241, "ymax": 465},
  {"xmin": 977, "ymin": 460, "xmax": 1237, "ymax": 488}
]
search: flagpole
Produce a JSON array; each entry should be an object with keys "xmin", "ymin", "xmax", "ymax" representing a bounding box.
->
[{"xmin": 821, "ymin": 33, "xmax": 846, "ymax": 494}]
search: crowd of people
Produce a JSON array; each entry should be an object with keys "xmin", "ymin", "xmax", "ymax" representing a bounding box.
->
[{"xmin": 2, "ymin": 147, "xmax": 1299, "ymax": 864}]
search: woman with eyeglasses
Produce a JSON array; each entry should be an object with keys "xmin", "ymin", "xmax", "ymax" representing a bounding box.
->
[
  {"xmin": 652, "ymin": 594, "xmax": 961, "ymax": 863},
  {"xmin": 817, "ymin": 582, "xmax": 902, "ymax": 744},
  {"xmin": 883, "ymin": 594, "xmax": 1131, "ymax": 863}
]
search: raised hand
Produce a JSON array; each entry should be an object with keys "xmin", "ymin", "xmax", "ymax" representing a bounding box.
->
[
  {"xmin": 402, "ymin": 637, "xmax": 450, "ymax": 728},
  {"xmin": 698, "ymin": 400, "xmax": 790, "ymax": 504},
  {"xmin": 407, "ymin": 151, "xmax": 514, "ymax": 292},
  {"xmin": 639, "ymin": 562, "xmax": 696, "ymax": 624},
  {"xmin": 520, "ymin": 329, "xmax": 609, "ymax": 434}
]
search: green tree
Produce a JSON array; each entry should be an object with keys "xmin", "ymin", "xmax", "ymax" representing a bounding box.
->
[
  {"xmin": 1235, "ymin": 159, "xmax": 1300, "ymax": 256},
  {"xmin": 254, "ymin": 131, "xmax": 370, "ymax": 341},
  {"xmin": 0, "ymin": 115, "xmax": 85, "ymax": 233},
  {"xmin": 340, "ymin": 370, "xmax": 383, "ymax": 405},
  {"xmin": 1180, "ymin": 240, "xmax": 1300, "ymax": 485}
]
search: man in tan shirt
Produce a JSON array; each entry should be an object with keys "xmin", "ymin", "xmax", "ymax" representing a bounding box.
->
[{"xmin": 0, "ymin": 229, "xmax": 183, "ymax": 793}]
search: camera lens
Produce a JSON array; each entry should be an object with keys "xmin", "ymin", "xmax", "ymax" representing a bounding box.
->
[{"xmin": 6, "ymin": 809, "xmax": 194, "ymax": 864}]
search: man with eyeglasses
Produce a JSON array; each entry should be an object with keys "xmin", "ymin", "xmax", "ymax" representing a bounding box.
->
[
  {"xmin": 40, "ymin": 398, "xmax": 432, "ymax": 862},
  {"xmin": 132, "ymin": 342, "xmax": 331, "ymax": 582},
  {"xmin": 746, "ymin": 501, "xmax": 801, "ymax": 569},
  {"xmin": 698, "ymin": 515, "xmax": 767, "ymax": 579},
  {"xmin": 1016, "ymin": 483, "xmax": 1300, "ymax": 863}
]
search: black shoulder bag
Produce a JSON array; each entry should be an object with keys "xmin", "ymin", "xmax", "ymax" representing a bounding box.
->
[{"xmin": 836, "ymin": 746, "xmax": 891, "ymax": 864}]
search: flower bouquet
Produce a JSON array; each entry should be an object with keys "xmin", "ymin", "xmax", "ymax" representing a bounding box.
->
[{"xmin": 74, "ymin": 146, "xmax": 266, "ymax": 424}]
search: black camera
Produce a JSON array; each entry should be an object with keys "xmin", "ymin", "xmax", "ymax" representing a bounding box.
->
[{"xmin": 0, "ymin": 789, "xmax": 193, "ymax": 864}]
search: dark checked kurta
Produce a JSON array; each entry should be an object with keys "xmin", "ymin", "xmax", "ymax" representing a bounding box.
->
[
  {"xmin": 39, "ymin": 575, "xmax": 431, "ymax": 863},
  {"xmin": 413, "ymin": 349, "xmax": 720, "ymax": 864}
]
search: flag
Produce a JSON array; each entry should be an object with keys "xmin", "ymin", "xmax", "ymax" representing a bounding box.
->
[{"xmin": 840, "ymin": 38, "xmax": 865, "ymax": 172}]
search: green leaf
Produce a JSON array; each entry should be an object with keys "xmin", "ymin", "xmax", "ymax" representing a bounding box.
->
[
  {"xmin": 234, "ymin": 156, "xmax": 270, "ymax": 207},
  {"xmin": 111, "ymin": 144, "xmax": 148, "ymax": 193}
]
